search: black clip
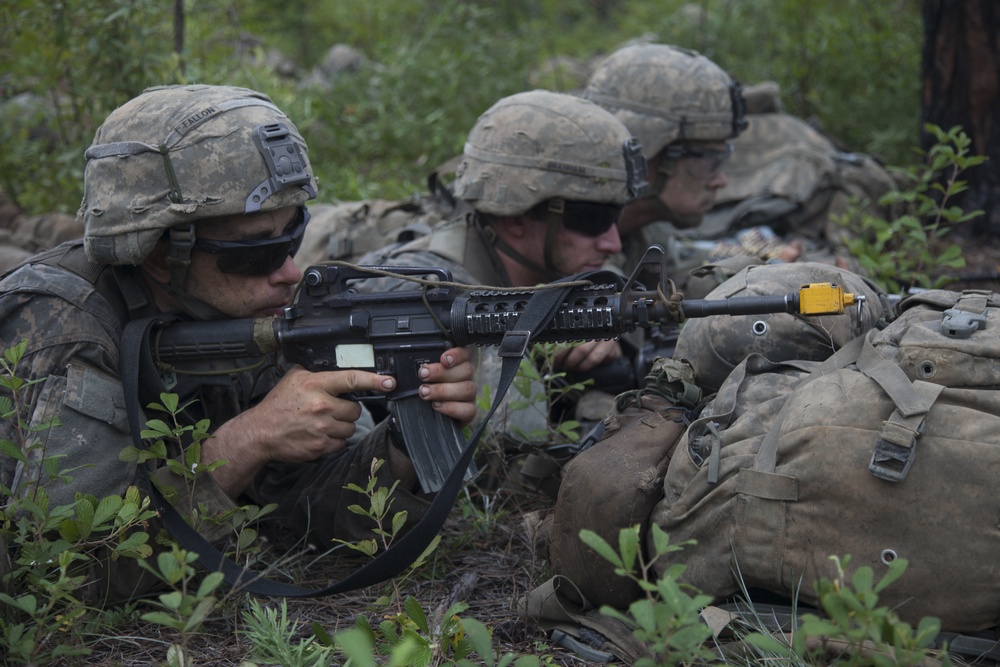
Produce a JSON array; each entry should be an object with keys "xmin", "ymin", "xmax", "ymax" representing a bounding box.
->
[
  {"xmin": 246, "ymin": 122, "xmax": 316, "ymax": 212},
  {"xmin": 499, "ymin": 330, "xmax": 531, "ymax": 358},
  {"xmin": 623, "ymin": 138, "xmax": 650, "ymax": 199}
]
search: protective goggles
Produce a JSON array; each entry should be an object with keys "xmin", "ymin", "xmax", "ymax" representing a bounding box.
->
[
  {"xmin": 548, "ymin": 199, "xmax": 623, "ymax": 237},
  {"xmin": 193, "ymin": 206, "xmax": 309, "ymax": 276},
  {"xmin": 666, "ymin": 143, "xmax": 734, "ymax": 181}
]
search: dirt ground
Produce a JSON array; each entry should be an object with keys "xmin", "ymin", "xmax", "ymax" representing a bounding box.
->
[{"xmin": 83, "ymin": 484, "xmax": 574, "ymax": 666}]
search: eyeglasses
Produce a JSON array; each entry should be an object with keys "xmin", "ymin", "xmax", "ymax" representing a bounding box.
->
[
  {"xmin": 193, "ymin": 207, "xmax": 310, "ymax": 276},
  {"xmin": 666, "ymin": 143, "xmax": 734, "ymax": 181},
  {"xmin": 548, "ymin": 199, "xmax": 623, "ymax": 237}
]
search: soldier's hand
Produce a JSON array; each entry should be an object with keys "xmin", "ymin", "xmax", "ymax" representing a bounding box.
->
[
  {"xmin": 249, "ymin": 366, "xmax": 396, "ymax": 463},
  {"xmin": 416, "ymin": 346, "xmax": 477, "ymax": 426},
  {"xmin": 554, "ymin": 339, "xmax": 623, "ymax": 374}
]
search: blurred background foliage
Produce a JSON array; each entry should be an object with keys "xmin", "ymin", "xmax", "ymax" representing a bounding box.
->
[{"xmin": 0, "ymin": 0, "xmax": 922, "ymax": 214}]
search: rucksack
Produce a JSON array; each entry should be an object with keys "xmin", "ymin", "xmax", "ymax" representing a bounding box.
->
[
  {"xmin": 295, "ymin": 174, "xmax": 459, "ymax": 268},
  {"xmin": 697, "ymin": 112, "xmax": 897, "ymax": 244},
  {"xmin": 653, "ymin": 288, "xmax": 1000, "ymax": 632}
]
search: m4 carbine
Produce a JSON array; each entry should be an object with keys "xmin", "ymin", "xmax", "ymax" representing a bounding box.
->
[{"xmin": 151, "ymin": 245, "xmax": 863, "ymax": 492}]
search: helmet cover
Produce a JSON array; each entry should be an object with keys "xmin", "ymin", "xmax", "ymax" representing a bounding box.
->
[
  {"xmin": 81, "ymin": 84, "xmax": 317, "ymax": 265},
  {"xmin": 452, "ymin": 89, "xmax": 646, "ymax": 216},
  {"xmin": 583, "ymin": 43, "xmax": 747, "ymax": 158}
]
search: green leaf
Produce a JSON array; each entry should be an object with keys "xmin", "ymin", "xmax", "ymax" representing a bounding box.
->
[
  {"xmin": 334, "ymin": 627, "xmax": 377, "ymax": 667},
  {"xmin": 93, "ymin": 494, "xmax": 123, "ymax": 526},
  {"xmin": 197, "ymin": 571, "xmax": 225, "ymax": 598},
  {"xmin": 183, "ymin": 596, "xmax": 217, "ymax": 632},
  {"xmin": 141, "ymin": 611, "xmax": 182, "ymax": 630},
  {"xmin": 579, "ymin": 529, "xmax": 623, "ymax": 568},
  {"xmin": 159, "ymin": 591, "xmax": 184, "ymax": 611},
  {"xmin": 404, "ymin": 596, "xmax": 428, "ymax": 633},
  {"xmin": 0, "ymin": 438, "xmax": 27, "ymax": 464},
  {"xmin": 141, "ymin": 419, "xmax": 173, "ymax": 437},
  {"xmin": 0, "ymin": 593, "xmax": 37, "ymax": 615},
  {"xmin": 741, "ymin": 632, "xmax": 796, "ymax": 657},
  {"xmin": 459, "ymin": 618, "xmax": 495, "ymax": 667},
  {"xmin": 873, "ymin": 557, "xmax": 908, "ymax": 593},
  {"xmin": 617, "ymin": 525, "xmax": 639, "ymax": 572}
]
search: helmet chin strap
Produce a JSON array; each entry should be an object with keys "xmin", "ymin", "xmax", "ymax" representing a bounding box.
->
[
  {"xmin": 153, "ymin": 224, "xmax": 232, "ymax": 320},
  {"xmin": 474, "ymin": 211, "xmax": 564, "ymax": 283}
]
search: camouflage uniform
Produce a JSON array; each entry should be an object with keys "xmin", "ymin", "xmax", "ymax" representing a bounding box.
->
[
  {"xmin": 0, "ymin": 241, "xmax": 429, "ymax": 602},
  {"xmin": 0, "ymin": 85, "xmax": 429, "ymax": 604}
]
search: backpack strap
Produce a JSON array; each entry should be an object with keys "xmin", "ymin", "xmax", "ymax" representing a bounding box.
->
[{"xmin": 855, "ymin": 337, "xmax": 945, "ymax": 482}]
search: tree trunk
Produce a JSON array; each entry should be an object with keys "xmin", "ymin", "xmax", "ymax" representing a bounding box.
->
[{"xmin": 922, "ymin": 0, "xmax": 1000, "ymax": 236}]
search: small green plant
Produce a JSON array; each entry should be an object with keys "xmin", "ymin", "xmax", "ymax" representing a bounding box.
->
[
  {"xmin": 135, "ymin": 545, "xmax": 227, "ymax": 667},
  {"xmin": 332, "ymin": 596, "xmax": 546, "ymax": 667},
  {"xmin": 842, "ymin": 123, "xmax": 987, "ymax": 295},
  {"xmin": 242, "ymin": 597, "xmax": 335, "ymax": 667},
  {"xmin": 0, "ymin": 339, "xmax": 158, "ymax": 664},
  {"xmin": 741, "ymin": 555, "xmax": 952, "ymax": 667},
  {"xmin": 508, "ymin": 342, "xmax": 593, "ymax": 446},
  {"xmin": 335, "ymin": 457, "xmax": 440, "ymax": 609},
  {"xmin": 580, "ymin": 524, "xmax": 717, "ymax": 667},
  {"xmin": 120, "ymin": 391, "xmax": 277, "ymax": 562}
]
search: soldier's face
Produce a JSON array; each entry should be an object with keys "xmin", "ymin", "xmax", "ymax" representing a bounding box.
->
[
  {"xmin": 519, "ymin": 214, "xmax": 623, "ymax": 278},
  {"xmin": 183, "ymin": 206, "xmax": 304, "ymax": 319},
  {"xmin": 657, "ymin": 141, "xmax": 730, "ymax": 217}
]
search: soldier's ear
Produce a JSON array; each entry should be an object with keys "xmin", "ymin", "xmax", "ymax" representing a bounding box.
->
[{"xmin": 490, "ymin": 215, "xmax": 528, "ymax": 239}]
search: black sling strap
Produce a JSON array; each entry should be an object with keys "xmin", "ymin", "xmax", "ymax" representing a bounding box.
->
[{"xmin": 120, "ymin": 273, "xmax": 589, "ymax": 597}]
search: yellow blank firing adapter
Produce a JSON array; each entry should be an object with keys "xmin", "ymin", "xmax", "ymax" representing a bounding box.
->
[{"xmin": 797, "ymin": 282, "xmax": 863, "ymax": 315}]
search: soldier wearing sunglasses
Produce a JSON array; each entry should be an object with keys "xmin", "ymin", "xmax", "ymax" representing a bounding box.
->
[
  {"xmin": 0, "ymin": 84, "xmax": 477, "ymax": 604},
  {"xmin": 353, "ymin": 91, "xmax": 649, "ymax": 491}
]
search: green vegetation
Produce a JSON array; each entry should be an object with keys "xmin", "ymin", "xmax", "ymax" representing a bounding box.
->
[
  {"xmin": 1, "ymin": 0, "xmax": 922, "ymax": 214},
  {"xmin": 841, "ymin": 123, "xmax": 986, "ymax": 294}
]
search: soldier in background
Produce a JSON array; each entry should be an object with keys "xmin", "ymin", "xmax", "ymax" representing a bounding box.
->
[
  {"xmin": 0, "ymin": 189, "xmax": 81, "ymax": 274},
  {"xmin": 583, "ymin": 45, "xmax": 897, "ymax": 299},
  {"xmin": 581, "ymin": 43, "xmax": 750, "ymax": 296}
]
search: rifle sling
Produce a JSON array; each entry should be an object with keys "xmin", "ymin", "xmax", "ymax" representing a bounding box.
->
[{"xmin": 120, "ymin": 277, "xmax": 581, "ymax": 597}]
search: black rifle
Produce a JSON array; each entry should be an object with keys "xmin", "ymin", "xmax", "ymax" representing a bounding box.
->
[{"xmin": 150, "ymin": 245, "xmax": 863, "ymax": 492}]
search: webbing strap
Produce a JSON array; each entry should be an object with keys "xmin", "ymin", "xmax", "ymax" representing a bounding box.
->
[
  {"xmin": 121, "ymin": 273, "xmax": 587, "ymax": 597},
  {"xmin": 855, "ymin": 337, "xmax": 944, "ymax": 482},
  {"xmin": 751, "ymin": 334, "xmax": 866, "ymax": 476}
]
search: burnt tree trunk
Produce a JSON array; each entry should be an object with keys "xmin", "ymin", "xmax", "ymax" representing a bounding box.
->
[{"xmin": 922, "ymin": 0, "xmax": 1000, "ymax": 237}]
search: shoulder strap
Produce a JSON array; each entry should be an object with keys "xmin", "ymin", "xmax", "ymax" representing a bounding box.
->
[{"xmin": 121, "ymin": 275, "xmax": 584, "ymax": 596}]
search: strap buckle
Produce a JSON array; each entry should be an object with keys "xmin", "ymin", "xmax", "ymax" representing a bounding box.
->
[
  {"xmin": 941, "ymin": 307, "xmax": 986, "ymax": 339},
  {"xmin": 499, "ymin": 329, "xmax": 531, "ymax": 358},
  {"xmin": 869, "ymin": 419, "xmax": 923, "ymax": 482}
]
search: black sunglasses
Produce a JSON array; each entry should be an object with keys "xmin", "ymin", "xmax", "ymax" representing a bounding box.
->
[
  {"xmin": 193, "ymin": 207, "xmax": 310, "ymax": 276},
  {"xmin": 548, "ymin": 199, "xmax": 623, "ymax": 237}
]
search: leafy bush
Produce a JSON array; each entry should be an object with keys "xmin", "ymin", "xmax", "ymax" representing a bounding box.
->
[{"xmin": 841, "ymin": 123, "xmax": 986, "ymax": 294}]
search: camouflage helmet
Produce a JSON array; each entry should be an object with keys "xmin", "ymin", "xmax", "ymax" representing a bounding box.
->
[
  {"xmin": 81, "ymin": 84, "xmax": 317, "ymax": 266},
  {"xmin": 583, "ymin": 44, "xmax": 747, "ymax": 159},
  {"xmin": 674, "ymin": 262, "xmax": 889, "ymax": 393},
  {"xmin": 452, "ymin": 90, "xmax": 647, "ymax": 217}
]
